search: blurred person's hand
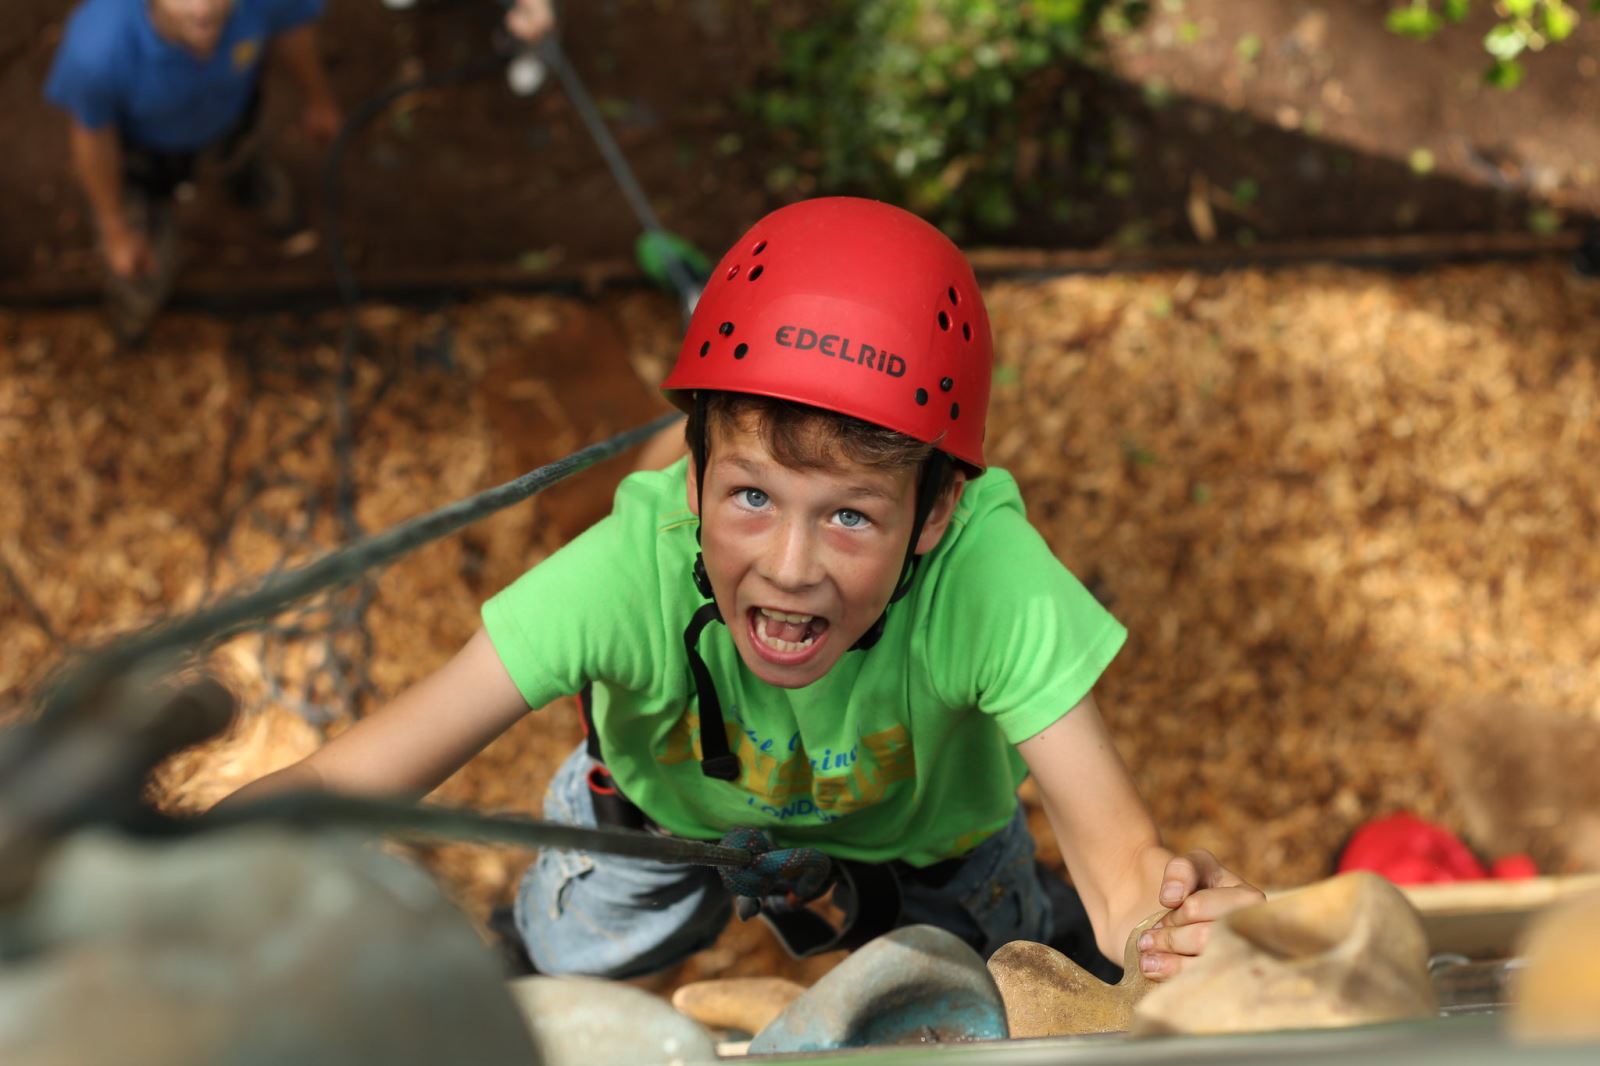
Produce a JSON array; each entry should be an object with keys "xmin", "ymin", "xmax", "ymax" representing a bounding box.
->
[
  {"xmin": 301, "ymin": 96, "xmax": 342, "ymax": 145},
  {"xmin": 103, "ymin": 223, "xmax": 154, "ymax": 279},
  {"xmin": 506, "ymin": 0, "xmax": 556, "ymax": 45}
]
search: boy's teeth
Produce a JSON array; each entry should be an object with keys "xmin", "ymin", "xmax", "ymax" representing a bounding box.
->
[
  {"xmin": 755, "ymin": 607, "xmax": 825, "ymax": 652},
  {"xmin": 759, "ymin": 608, "xmax": 814, "ymax": 623}
]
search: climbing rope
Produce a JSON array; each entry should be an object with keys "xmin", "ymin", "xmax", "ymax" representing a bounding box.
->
[{"xmin": 533, "ymin": 36, "xmax": 705, "ymax": 315}]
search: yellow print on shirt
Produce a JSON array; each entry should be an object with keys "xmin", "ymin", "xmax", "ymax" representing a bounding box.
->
[
  {"xmin": 657, "ymin": 709, "xmax": 916, "ymax": 818},
  {"xmin": 232, "ymin": 39, "xmax": 261, "ymax": 71}
]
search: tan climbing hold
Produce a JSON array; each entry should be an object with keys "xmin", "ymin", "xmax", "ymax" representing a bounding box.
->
[
  {"xmin": 671, "ymin": 977, "xmax": 806, "ymax": 1036},
  {"xmin": 1131, "ymin": 871, "xmax": 1436, "ymax": 1036},
  {"xmin": 987, "ymin": 912, "xmax": 1160, "ymax": 1036},
  {"xmin": 1509, "ymin": 888, "xmax": 1600, "ymax": 1042}
]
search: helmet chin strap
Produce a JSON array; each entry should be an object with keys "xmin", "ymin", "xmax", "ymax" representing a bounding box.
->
[
  {"xmin": 683, "ymin": 393, "xmax": 949, "ymax": 779},
  {"xmin": 849, "ymin": 450, "xmax": 949, "ymax": 652}
]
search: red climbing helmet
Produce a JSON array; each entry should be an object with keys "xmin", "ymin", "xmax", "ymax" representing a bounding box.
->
[{"xmin": 662, "ymin": 197, "xmax": 993, "ymax": 474}]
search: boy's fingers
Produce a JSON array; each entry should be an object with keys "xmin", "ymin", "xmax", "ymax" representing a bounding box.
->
[
  {"xmin": 1158, "ymin": 883, "xmax": 1267, "ymax": 927},
  {"xmin": 1137, "ymin": 950, "xmax": 1187, "ymax": 981},
  {"xmin": 1138, "ymin": 919, "xmax": 1211, "ymax": 959},
  {"xmin": 1157, "ymin": 854, "xmax": 1199, "ymax": 907},
  {"xmin": 1160, "ymin": 848, "xmax": 1253, "ymax": 908}
]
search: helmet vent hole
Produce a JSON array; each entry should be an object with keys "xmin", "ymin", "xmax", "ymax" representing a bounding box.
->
[
  {"xmin": 726, "ymin": 265, "xmax": 741, "ymax": 280},
  {"xmin": 748, "ymin": 264, "xmax": 764, "ymax": 281},
  {"xmin": 734, "ymin": 343, "xmax": 749, "ymax": 359},
  {"xmin": 950, "ymin": 403, "xmax": 960, "ymax": 419},
  {"xmin": 914, "ymin": 388, "xmax": 929, "ymax": 406},
  {"xmin": 937, "ymin": 310, "xmax": 951, "ymax": 331},
  {"xmin": 940, "ymin": 377, "xmax": 953, "ymax": 392},
  {"xmin": 699, "ymin": 341, "xmax": 710, "ymax": 357},
  {"xmin": 962, "ymin": 322, "xmax": 972, "ymax": 341},
  {"xmin": 752, "ymin": 240, "xmax": 767, "ymax": 255},
  {"xmin": 719, "ymin": 321, "xmax": 735, "ymax": 336},
  {"xmin": 948, "ymin": 286, "xmax": 959, "ymax": 306}
]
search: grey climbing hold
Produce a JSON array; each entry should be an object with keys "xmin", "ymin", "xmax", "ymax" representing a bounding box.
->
[
  {"xmin": 0, "ymin": 829, "xmax": 536, "ymax": 1065},
  {"xmin": 748, "ymin": 924, "xmax": 1008, "ymax": 1053},
  {"xmin": 507, "ymin": 975, "xmax": 719, "ymax": 1065}
]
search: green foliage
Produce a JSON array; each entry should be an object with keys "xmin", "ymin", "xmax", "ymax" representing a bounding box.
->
[
  {"xmin": 1384, "ymin": 0, "xmax": 1596, "ymax": 88},
  {"xmin": 753, "ymin": 0, "xmax": 1148, "ymax": 235}
]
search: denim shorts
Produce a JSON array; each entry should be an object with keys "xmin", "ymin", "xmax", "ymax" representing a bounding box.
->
[{"xmin": 513, "ymin": 745, "xmax": 1052, "ymax": 978}]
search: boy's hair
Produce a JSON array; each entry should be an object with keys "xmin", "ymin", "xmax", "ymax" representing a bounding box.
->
[{"xmin": 686, "ymin": 391, "xmax": 959, "ymax": 499}]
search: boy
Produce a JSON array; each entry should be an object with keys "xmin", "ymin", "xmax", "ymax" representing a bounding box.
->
[
  {"xmin": 44, "ymin": 0, "xmax": 339, "ymax": 344},
  {"xmin": 224, "ymin": 198, "xmax": 1262, "ymax": 981}
]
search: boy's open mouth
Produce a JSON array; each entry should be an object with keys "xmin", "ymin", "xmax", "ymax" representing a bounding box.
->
[{"xmin": 751, "ymin": 606, "xmax": 830, "ymax": 654}]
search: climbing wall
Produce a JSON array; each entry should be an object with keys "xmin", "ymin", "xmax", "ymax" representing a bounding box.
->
[{"xmin": 5, "ymin": 259, "xmax": 1600, "ymax": 996}]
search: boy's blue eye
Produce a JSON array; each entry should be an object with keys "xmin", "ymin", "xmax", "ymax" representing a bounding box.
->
[
  {"xmin": 836, "ymin": 509, "xmax": 868, "ymax": 528},
  {"xmin": 739, "ymin": 489, "xmax": 769, "ymax": 508}
]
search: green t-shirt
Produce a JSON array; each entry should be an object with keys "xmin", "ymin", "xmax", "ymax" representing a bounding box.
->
[{"xmin": 483, "ymin": 459, "xmax": 1125, "ymax": 866}]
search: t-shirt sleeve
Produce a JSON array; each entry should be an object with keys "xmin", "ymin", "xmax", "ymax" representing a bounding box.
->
[
  {"xmin": 480, "ymin": 477, "xmax": 667, "ymax": 711},
  {"xmin": 43, "ymin": 15, "xmax": 120, "ymax": 130},
  {"xmin": 932, "ymin": 500, "xmax": 1127, "ymax": 745},
  {"xmin": 265, "ymin": 0, "xmax": 326, "ymax": 35}
]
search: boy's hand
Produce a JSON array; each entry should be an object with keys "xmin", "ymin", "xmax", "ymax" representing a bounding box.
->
[
  {"xmin": 1136, "ymin": 849, "xmax": 1264, "ymax": 981},
  {"xmin": 506, "ymin": 0, "xmax": 556, "ymax": 44},
  {"xmin": 103, "ymin": 223, "xmax": 154, "ymax": 279},
  {"xmin": 301, "ymin": 97, "xmax": 342, "ymax": 146}
]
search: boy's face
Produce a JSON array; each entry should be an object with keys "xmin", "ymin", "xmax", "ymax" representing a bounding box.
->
[
  {"xmin": 149, "ymin": 0, "xmax": 234, "ymax": 56},
  {"xmin": 689, "ymin": 415, "xmax": 960, "ymax": 689}
]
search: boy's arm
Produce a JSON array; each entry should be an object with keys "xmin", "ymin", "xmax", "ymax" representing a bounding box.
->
[
  {"xmin": 266, "ymin": 22, "xmax": 340, "ymax": 143},
  {"xmin": 67, "ymin": 121, "xmax": 150, "ymax": 279},
  {"xmin": 1016, "ymin": 692, "xmax": 1263, "ymax": 980},
  {"xmin": 218, "ymin": 627, "xmax": 529, "ymax": 808}
]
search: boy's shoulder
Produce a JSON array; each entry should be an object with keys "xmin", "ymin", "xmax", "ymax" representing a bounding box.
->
[
  {"xmin": 611, "ymin": 456, "xmax": 697, "ymax": 533},
  {"xmin": 57, "ymin": 0, "xmax": 140, "ymax": 60},
  {"xmin": 945, "ymin": 465, "xmax": 1026, "ymax": 538}
]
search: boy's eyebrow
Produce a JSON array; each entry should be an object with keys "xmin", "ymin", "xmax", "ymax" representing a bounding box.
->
[{"xmin": 722, "ymin": 454, "xmax": 903, "ymax": 502}]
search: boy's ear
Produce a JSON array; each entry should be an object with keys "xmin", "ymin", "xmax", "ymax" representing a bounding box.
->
[
  {"xmin": 685, "ymin": 458, "xmax": 701, "ymax": 517},
  {"xmin": 913, "ymin": 473, "xmax": 967, "ymax": 556}
]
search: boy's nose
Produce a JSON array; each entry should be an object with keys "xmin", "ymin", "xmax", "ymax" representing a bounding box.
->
[{"xmin": 760, "ymin": 521, "xmax": 823, "ymax": 591}]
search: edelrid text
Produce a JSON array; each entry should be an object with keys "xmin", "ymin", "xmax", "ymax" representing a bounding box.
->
[{"xmin": 774, "ymin": 325, "xmax": 907, "ymax": 377}]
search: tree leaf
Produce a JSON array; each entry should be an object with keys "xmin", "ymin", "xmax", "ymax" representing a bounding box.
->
[
  {"xmin": 1483, "ymin": 23, "xmax": 1528, "ymax": 59},
  {"xmin": 1484, "ymin": 57, "xmax": 1526, "ymax": 87}
]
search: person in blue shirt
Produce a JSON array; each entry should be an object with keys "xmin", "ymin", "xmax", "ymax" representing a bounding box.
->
[{"xmin": 44, "ymin": 0, "xmax": 339, "ymax": 344}]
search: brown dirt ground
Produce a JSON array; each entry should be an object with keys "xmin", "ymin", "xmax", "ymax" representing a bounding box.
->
[
  {"xmin": 6, "ymin": 259, "xmax": 1600, "ymax": 989},
  {"xmin": 3, "ymin": 0, "xmax": 1599, "ymax": 299}
]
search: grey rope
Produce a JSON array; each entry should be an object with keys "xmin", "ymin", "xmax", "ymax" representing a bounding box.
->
[
  {"xmin": 193, "ymin": 792, "xmax": 754, "ymax": 868},
  {"xmin": 536, "ymin": 37, "xmax": 702, "ymax": 307}
]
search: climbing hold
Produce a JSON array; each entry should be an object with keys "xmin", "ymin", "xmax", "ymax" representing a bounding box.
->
[
  {"xmin": 1509, "ymin": 886, "xmax": 1600, "ymax": 1042},
  {"xmin": 670, "ymin": 976, "xmax": 806, "ymax": 1037},
  {"xmin": 1131, "ymin": 872, "xmax": 1437, "ymax": 1036},
  {"xmin": 748, "ymin": 925, "xmax": 1007, "ymax": 1053},
  {"xmin": 507, "ymin": 975, "xmax": 718, "ymax": 1065},
  {"xmin": 987, "ymin": 911, "xmax": 1160, "ymax": 1036}
]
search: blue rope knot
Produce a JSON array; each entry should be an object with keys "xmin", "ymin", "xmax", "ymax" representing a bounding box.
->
[{"xmin": 718, "ymin": 826, "xmax": 833, "ymax": 905}]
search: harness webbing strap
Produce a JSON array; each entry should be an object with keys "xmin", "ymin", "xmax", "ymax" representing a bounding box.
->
[{"xmin": 684, "ymin": 601, "xmax": 741, "ymax": 781}]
